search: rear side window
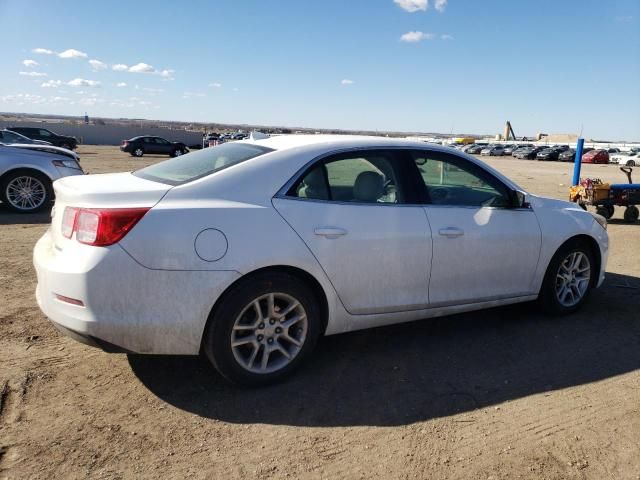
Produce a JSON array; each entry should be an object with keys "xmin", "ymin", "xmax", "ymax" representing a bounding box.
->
[
  {"xmin": 133, "ymin": 142, "xmax": 274, "ymax": 185},
  {"xmin": 289, "ymin": 150, "xmax": 404, "ymax": 204}
]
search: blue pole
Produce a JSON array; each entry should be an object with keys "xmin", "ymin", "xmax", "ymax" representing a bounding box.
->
[{"xmin": 572, "ymin": 138, "xmax": 584, "ymax": 186}]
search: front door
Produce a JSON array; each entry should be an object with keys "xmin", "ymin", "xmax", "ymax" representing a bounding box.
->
[
  {"xmin": 273, "ymin": 149, "xmax": 432, "ymax": 315},
  {"xmin": 410, "ymin": 150, "xmax": 542, "ymax": 306}
]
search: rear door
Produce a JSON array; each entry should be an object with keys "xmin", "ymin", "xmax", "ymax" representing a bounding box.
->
[
  {"xmin": 410, "ymin": 150, "xmax": 542, "ymax": 306},
  {"xmin": 143, "ymin": 137, "xmax": 158, "ymax": 154},
  {"xmin": 273, "ymin": 149, "xmax": 432, "ymax": 315}
]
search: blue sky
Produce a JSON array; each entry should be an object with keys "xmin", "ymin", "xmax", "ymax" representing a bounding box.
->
[{"xmin": 1, "ymin": 0, "xmax": 638, "ymax": 140}]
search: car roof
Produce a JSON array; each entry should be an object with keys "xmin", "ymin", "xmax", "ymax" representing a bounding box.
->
[{"xmin": 242, "ymin": 134, "xmax": 461, "ymax": 154}]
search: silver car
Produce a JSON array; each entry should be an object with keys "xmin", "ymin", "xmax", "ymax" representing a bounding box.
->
[
  {"xmin": 0, "ymin": 145, "xmax": 84, "ymax": 213},
  {"xmin": 0, "ymin": 129, "xmax": 52, "ymax": 146}
]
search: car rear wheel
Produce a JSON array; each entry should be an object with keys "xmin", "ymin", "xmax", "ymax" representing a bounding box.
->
[
  {"xmin": 133, "ymin": 148, "xmax": 144, "ymax": 157},
  {"xmin": 624, "ymin": 206, "xmax": 639, "ymax": 223},
  {"xmin": 203, "ymin": 272, "xmax": 322, "ymax": 386},
  {"xmin": 627, "ymin": 160, "xmax": 636, "ymax": 167},
  {"xmin": 1, "ymin": 171, "xmax": 52, "ymax": 213},
  {"xmin": 539, "ymin": 241, "xmax": 594, "ymax": 315}
]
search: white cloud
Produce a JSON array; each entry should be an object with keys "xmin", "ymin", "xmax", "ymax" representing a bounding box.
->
[
  {"xmin": 58, "ymin": 49, "xmax": 88, "ymax": 59},
  {"xmin": 41, "ymin": 80, "xmax": 63, "ymax": 88},
  {"xmin": 32, "ymin": 48, "xmax": 54, "ymax": 55},
  {"xmin": 441, "ymin": 33, "xmax": 453, "ymax": 40},
  {"xmin": 19, "ymin": 71, "xmax": 47, "ymax": 77},
  {"xmin": 434, "ymin": 0, "xmax": 447, "ymax": 12},
  {"xmin": 209, "ymin": 82, "xmax": 222, "ymax": 88},
  {"xmin": 129, "ymin": 62, "xmax": 155, "ymax": 73},
  {"xmin": 127, "ymin": 63, "xmax": 174, "ymax": 79},
  {"xmin": 141, "ymin": 87, "xmax": 163, "ymax": 94},
  {"xmin": 112, "ymin": 63, "xmax": 129, "ymax": 71},
  {"xmin": 23, "ymin": 59, "xmax": 39, "ymax": 68},
  {"xmin": 400, "ymin": 31, "xmax": 435, "ymax": 42},
  {"xmin": 67, "ymin": 78, "xmax": 101, "ymax": 87},
  {"xmin": 89, "ymin": 59, "xmax": 108, "ymax": 70},
  {"xmin": 394, "ymin": 0, "xmax": 428, "ymax": 12},
  {"xmin": 116, "ymin": 82, "xmax": 127, "ymax": 87},
  {"xmin": 341, "ymin": 79, "xmax": 354, "ymax": 85},
  {"xmin": 182, "ymin": 91, "xmax": 206, "ymax": 99}
]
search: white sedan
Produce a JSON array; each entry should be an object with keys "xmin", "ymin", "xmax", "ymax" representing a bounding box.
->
[{"xmin": 34, "ymin": 135, "xmax": 608, "ymax": 385}]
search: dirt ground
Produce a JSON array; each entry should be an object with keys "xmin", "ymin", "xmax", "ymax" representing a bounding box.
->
[{"xmin": 1, "ymin": 146, "xmax": 639, "ymax": 480}]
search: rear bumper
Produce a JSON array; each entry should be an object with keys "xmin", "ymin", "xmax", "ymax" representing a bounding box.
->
[{"xmin": 34, "ymin": 230, "xmax": 241, "ymax": 355}]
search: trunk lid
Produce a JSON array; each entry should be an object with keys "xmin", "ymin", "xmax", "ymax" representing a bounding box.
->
[{"xmin": 51, "ymin": 172, "xmax": 172, "ymax": 249}]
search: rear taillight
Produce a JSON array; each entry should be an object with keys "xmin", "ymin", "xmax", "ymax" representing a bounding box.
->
[
  {"xmin": 61, "ymin": 207, "xmax": 149, "ymax": 246},
  {"xmin": 122, "ymin": 140, "xmax": 128, "ymax": 145},
  {"xmin": 61, "ymin": 207, "xmax": 78, "ymax": 238}
]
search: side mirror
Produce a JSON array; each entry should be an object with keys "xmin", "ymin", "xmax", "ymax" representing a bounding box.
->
[{"xmin": 512, "ymin": 190, "xmax": 529, "ymax": 208}]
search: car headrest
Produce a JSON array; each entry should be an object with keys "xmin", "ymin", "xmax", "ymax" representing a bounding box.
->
[{"xmin": 353, "ymin": 171, "xmax": 384, "ymax": 202}]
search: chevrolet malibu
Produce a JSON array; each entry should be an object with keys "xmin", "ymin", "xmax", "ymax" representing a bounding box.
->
[{"xmin": 34, "ymin": 136, "xmax": 608, "ymax": 385}]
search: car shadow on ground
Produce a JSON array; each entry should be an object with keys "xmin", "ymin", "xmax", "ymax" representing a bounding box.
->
[
  {"xmin": 128, "ymin": 272, "xmax": 640, "ymax": 427},
  {"xmin": 0, "ymin": 204, "xmax": 52, "ymax": 225}
]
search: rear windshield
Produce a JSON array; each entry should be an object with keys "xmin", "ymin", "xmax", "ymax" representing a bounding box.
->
[{"xmin": 133, "ymin": 142, "xmax": 274, "ymax": 186}]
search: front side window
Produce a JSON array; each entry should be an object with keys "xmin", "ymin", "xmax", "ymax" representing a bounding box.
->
[
  {"xmin": 291, "ymin": 151, "xmax": 401, "ymax": 204},
  {"xmin": 412, "ymin": 151, "xmax": 511, "ymax": 208},
  {"xmin": 134, "ymin": 142, "xmax": 274, "ymax": 185},
  {"xmin": 154, "ymin": 138, "xmax": 169, "ymax": 144}
]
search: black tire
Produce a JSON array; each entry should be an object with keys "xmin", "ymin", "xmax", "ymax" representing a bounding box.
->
[
  {"xmin": 203, "ymin": 272, "xmax": 322, "ymax": 386},
  {"xmin": 595, "ymin": 205, "xmax": 614, "ymax": 219},
  {"xmin": 0, "ymin": 170, "xmax": 52, "ymax": 213},
  {"xmin": 626, "ymin": 160, "xmax": 636, "ymax": 167},
  {"xmin": 539, "ymin": 240, "xmax": 595, "ymax": 315},
  {"xmin": 133, "ymin": 147, "xmax": 144, "ymax": 157},
  {"xmin": 170, "ymin": 148, "xmax": 184, "ymax": 158},
  {"xmin": 624, "ymin": 206, "xmax": 639, "ymax": 223}
]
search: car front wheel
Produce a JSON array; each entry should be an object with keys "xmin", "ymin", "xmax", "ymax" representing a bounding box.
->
[
  {"xmin": 203, "ymin": 272, "xmax": 322, "ymax": 386},
  {"xmin": 539, "ymin": 241, "xmax": 595, "ymax": 315},
  {"xmin": 1, "ymin": 171, "xmax": 52, "ymax": 213}
]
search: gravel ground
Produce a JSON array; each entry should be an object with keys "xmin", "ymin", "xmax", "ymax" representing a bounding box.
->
[{"xmin": 1, "ymin": 146, "xmax": 639, "ymax": 479}]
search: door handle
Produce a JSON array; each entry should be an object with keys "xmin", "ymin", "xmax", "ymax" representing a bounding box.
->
[
  {"xmin": 314, "ymin": 227, "xmax": 347, "ymax": 239},
  {"xmin": 438, "ymin": 227, "xmax": 464, "ymax": 238}
]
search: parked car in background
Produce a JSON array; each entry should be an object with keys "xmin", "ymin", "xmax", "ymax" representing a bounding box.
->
[
  {"xmin": 0, "ymin": 129, "xmax": 52, "ymax": 146},
  {"xmin": 0, "ymin": 144, "xmax": 84, "ymax": 213},
  {"xmin": 8, "ymin": 127, "xmax": 78, "ymax": 150},
  {"xmin": 33, "ymin": 135, "xmax": 608, "ymax": 385},
  {"xmin": 466, "ymin": 144, "xmax": 487, "ymax": 154},
  {"xmin": 502, "ymin": 145, "xmax": 518, "ymax": 155},
  {"xmin": 610, "ymin": 151, "xmax": 638, "ymax": 166},
  {"xmin": 559, "ymin": 147, "xmax": 594, "ymax": 162},
  {"xmin": 514, "ymin": 146, "xmax": 547, "ymax": 159},
  {"xmin": 536, "ymin": 147, "xmax": 565, "ymax": 161},
  {"xmin": 607, "ymin": 148, "xmax": 621, "ymax": 154},
  {"xmin": 120, "ymin": 136, "xmax": 189, "ymax": 157},
  {"xmin": 9, "ymin": 144, "xmax": 81, "ymax": 163},
  {"xmin": 480, "ymin": 145, "xmax": 506, "ymax": 156},
  {"xmin": 582, "ymin": 149, "xmax": 609, "ymax": 164}
]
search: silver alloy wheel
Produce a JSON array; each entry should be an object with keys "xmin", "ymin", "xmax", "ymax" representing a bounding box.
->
[
  {"xmin": 135, "ymin": 148, "xmax": 143, "ymax": 156},
  {"xmin": 231, "ymin": 292, "xmax": 308, "ymax": 374},
  {"xmin": 174, "ymin": 149, "xmax": 182, "ymax": 156},
  {"xmin": 6, "ymin": 175, "xmax": 47, "ymax": 211},
  {"xmin": 555, "ymin": 251, "xmax": 591, "ymax": 307}
]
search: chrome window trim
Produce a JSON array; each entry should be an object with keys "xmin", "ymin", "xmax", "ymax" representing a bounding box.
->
[{"xmin": 274, "ymin": 146, "xmax": 527, "ymax": 209}]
